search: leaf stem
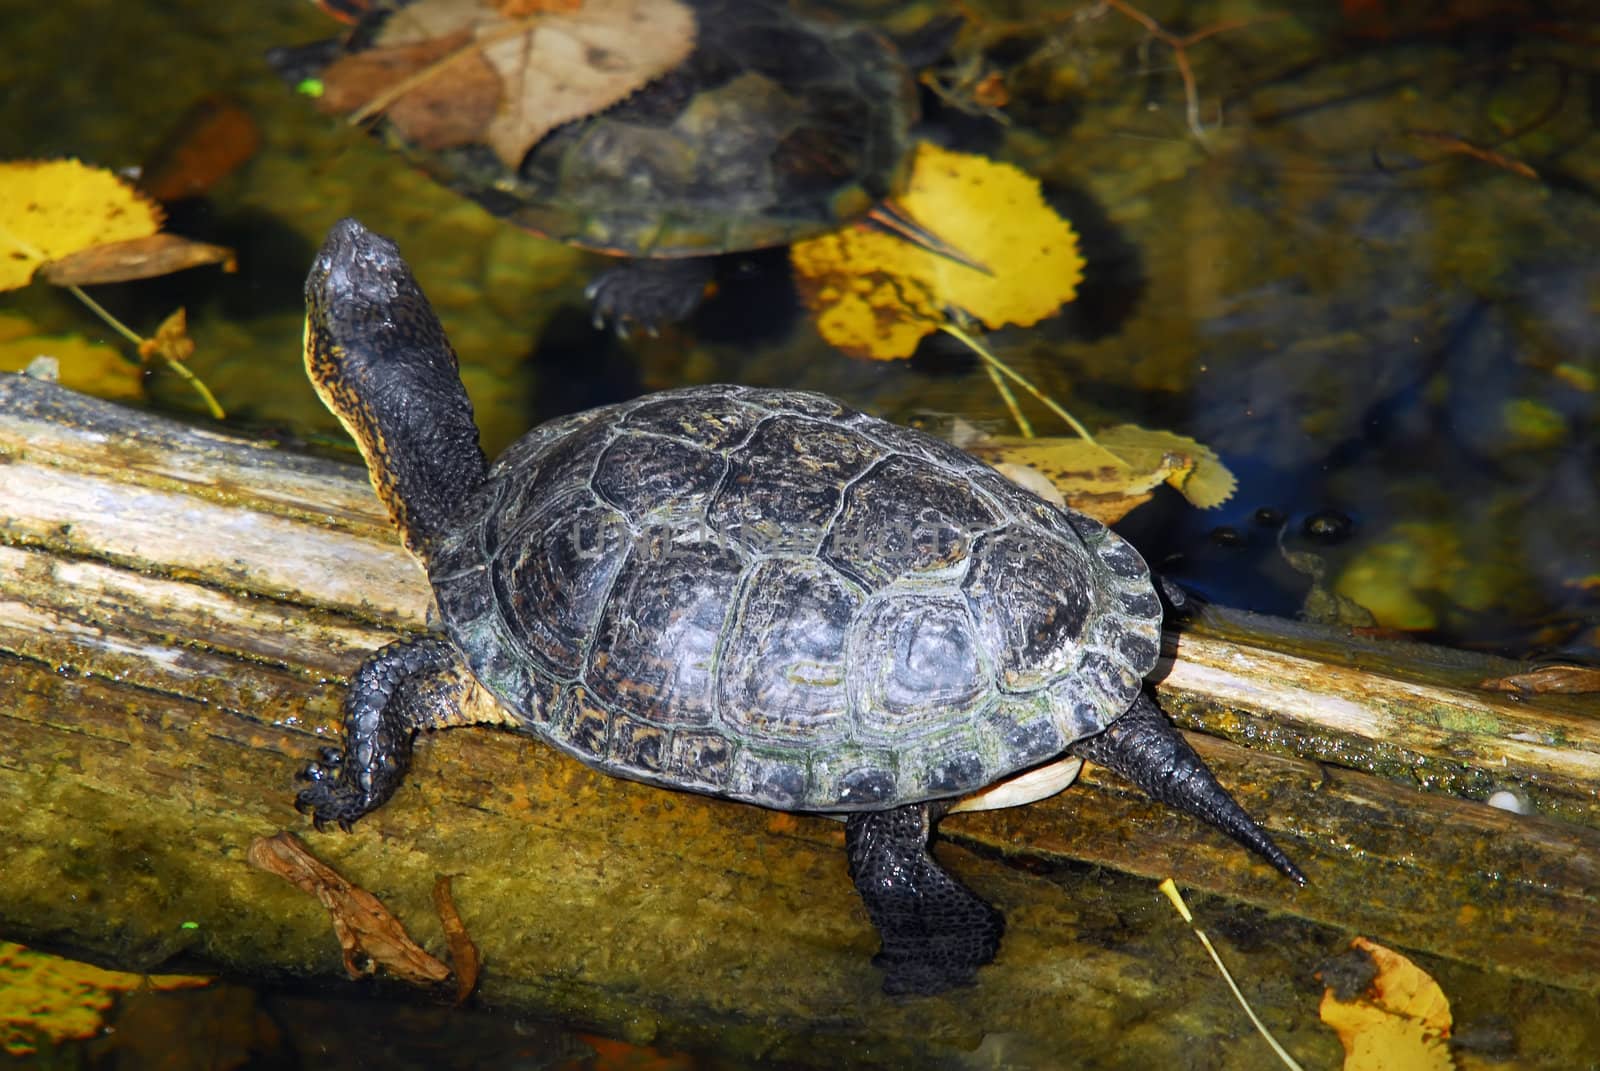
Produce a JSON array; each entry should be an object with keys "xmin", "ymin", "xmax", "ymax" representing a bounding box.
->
[
  {"xmin": 66, "ymin": 285, "xmax": 226, "ymax": 420},
  {"xmin": 65, "ymin": 285, "xmax": 144, "ymax": 347},
  {"xmin": 979, "ymin": 351, "xmax": 1032, "ymax": 438},
  {"xmin": 1159, "ymin": 879, "xmax": 1306, "ymax": 1071},
  {"xmin": 938, "ymin": 322, "xmax": 1095, "ymax": 443}
]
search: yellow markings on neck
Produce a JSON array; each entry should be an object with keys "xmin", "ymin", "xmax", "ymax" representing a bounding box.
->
[{"xmin": 303, "ymin": 313, "xmax": 419, "ymax": 559}]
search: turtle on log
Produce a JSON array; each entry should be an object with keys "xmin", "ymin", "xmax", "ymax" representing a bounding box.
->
[{"xmin": 294, "ymin": 218, "xmax": 1304, "ymax": 995}]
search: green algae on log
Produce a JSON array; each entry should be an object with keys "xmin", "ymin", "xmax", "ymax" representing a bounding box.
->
[{"xmin": 0, "ymin": 373, "xmax": 1597, "ymax": 1067}]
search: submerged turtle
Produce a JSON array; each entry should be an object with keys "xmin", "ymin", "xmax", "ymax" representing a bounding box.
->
[
  {"xmin": 295, "ymin": 218, "xmax": 1304, "ymax": 995},
  {"xmin": 271, "ymin": 0, "xmax": 923, "ymax": 330}
]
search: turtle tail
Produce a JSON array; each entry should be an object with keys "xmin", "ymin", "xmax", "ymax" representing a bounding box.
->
[
  {"xmin": 304, "ymin": 218, "xmax": 487, "ymax": 563},
  {"xmin": 1070, "ymin": 691, "xmax": 1307, "ymax": 885}
]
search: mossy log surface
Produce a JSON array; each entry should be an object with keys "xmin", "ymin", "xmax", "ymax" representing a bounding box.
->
[{"xmin": 2, "ymin": 374, "xmax": 1597, "ymax": 1068}]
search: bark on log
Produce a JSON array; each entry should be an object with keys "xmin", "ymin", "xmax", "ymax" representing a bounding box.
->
[{"xmin": 2, "ymin": 374, "xmax": 1596, "ymax": 1067}]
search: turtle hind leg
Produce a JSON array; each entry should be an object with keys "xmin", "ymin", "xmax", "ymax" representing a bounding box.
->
[
  {"xmin": 296, "ymin": 635, "xmax": 475, "ymax": 831},
  {"xmin": 1071, "ymin": 691, "xmax": 1307, "ymax": 885},
  {"xmin": 585, "ymin": 257, "xmax": 715, "ymax": 335},
  {"xmin": 845, "ymin": 804, "xmax": 1005, "ymax": 996}
]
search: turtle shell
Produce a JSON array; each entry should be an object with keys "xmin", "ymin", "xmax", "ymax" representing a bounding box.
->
[
  {"xmin": 340, "ymin": 0, "xmax": 917, "ymax": 257},
  {"xmin": 428, "ymin": 385, "xmax": 1165, "ymax": 813}
]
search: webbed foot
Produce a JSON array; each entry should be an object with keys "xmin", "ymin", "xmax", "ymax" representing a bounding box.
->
[
  {"xmin": 846, "ymin": 804, "xmax": 1004, "ymax": 995},
  {"xmin": 585, "ymin": 257, "xmax": 714, "ymax": 335},
  {"xmin": 294, "ymin": 747, "xmax": 379, "ymax": 831},
  {"xmin": 293, "ymin": 636, "xmax": 463, "ymax": 833}
]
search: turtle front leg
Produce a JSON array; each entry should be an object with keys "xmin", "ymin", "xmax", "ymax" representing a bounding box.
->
[
  {"xmin": 296, "ymin": 635, "xmax": 470, "ymax": 830},
  {"xmin": 585, "ymin": 256, "xmax": 715, "ymax": 335},
  {"xmin": 845, "ymin": 803, "xmax": 1005, "ymax": 995}
]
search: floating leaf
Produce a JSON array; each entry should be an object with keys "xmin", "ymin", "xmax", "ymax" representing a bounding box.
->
[
  {"xmin": 247, "ymin": 832, "xmax": 450, "ymax": 986},
  {"xmin": 960, "ymin": 422, "xmax": 1232, "ymax": 522},
  {"xmin": 0, "ymin": 159, "xmax": 163, "ymax": 291},
  {"xmin": 1478, "ymin": 665, "xmax": 1600, "ymax": 695},
  {"xmin": 139, "ymin": 94, "xmax": 263, "ymax": 202},
  {"xmin": 317, "ymin": 28, "xmax": 498, "ymax": 150},
  {"xmin": 791, "ymin": 142, "xmax": 1083, "ymax": 360},
  {"xmin": 1095, "ymin": 424, "xmax": 1237, "ymax": 509},
  {"xmin": 39, "ymin": 233, "xmax": 236, "ymax": 286},
  {"xmin": 964, "ymin": 432, "xmax": 1180, "ymax": 524},
  {"xmin": 1317, "ymin": 937, "xmax": 1454, "ymax": 1071},
  {"xmin": 0, "ymin": 942, "xmax": 207, "ymax": 1057},
  {"xmin": 0, "ymin": 312, "xmax": 143, "ymax": 401},
  {"xmin": 321, "ymin": 0, "xmax": 697, "ymax": 166}
]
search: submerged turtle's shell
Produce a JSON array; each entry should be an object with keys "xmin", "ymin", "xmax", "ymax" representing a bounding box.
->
[
  {"xmin": 429, "ymin": 385, "xmax": 1164, "ymax": 812},
  {"xmin": 344, "ymin": 0, "xmax": 917, "ymax": 256}
]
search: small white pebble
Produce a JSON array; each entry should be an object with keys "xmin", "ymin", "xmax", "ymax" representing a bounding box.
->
[{"xmin": 1486, "ymin": 790, "xmax": 1532, "ymax": 815}]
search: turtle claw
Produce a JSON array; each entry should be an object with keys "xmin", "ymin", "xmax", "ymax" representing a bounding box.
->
[
  {"xmin": 294, "ymin": 747, "xmax": 375, "ymax": 830},
  {"xmin": 585, "ymin": 258, "xmax": 714, "ymax": 336},
  {"xmin": 294, "ymin": 777, "xmax": 372, "ymax": 831}
]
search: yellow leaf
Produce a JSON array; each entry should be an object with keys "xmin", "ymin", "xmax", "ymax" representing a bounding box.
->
[
  {"xmin": 1, "ymin": 941, "xmax": 207, "ymax": 1057},
  {"xmin": 1318, "ymin": 937, "xmax": 1454, "ymax": 1071},
  {"xmin": 964, "ymin": 433, "xmax": 1177, "ymax": 524},
  {"xmin": 791, "ymin": 142, "xmax": 1083, "ymax": 360},
  {"xmin": 0, "ymin": 313, "xmax": 143, "ymax": 401},
  {"xmin": 0, "ymin": 160, "xmax": 164, "ymax": 291},
  {"xmin": 1095, "ymin": 424, "xmax": 1237, "ymax": 509}
]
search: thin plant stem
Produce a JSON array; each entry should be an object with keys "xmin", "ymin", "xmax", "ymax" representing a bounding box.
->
[
  {"xmin": 980, "ymin": 353, "xmax": 1032, "ymax": 438},
  {"xmin": 938, "ymin": 322, "xmax": 1096, "ymax": 444},
  {"xmin": 66, "ymin": 286, "xmax": 226, "ymax": 420},
  {"xmin": 66, "ymin": 285, "xmax": 144, "ymax": 347},
  {"xmin": 1159, "ymin": 880, "xmax": 1306, "ymax": 1071}
]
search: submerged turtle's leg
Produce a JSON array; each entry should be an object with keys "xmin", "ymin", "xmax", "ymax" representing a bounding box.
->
[
  {"xmin": 1070, "ymin": 691, "xmax": 1307, "ymax": 885},
  {"xmin": 845, "ymin": 803, "xmax": 1004, "ymax": 995},
  {"xmin": 296, "ymin": 635, "xmax": 503, "ymax": 830},
  {"xmin": 585, "ymin": 256, "xmax": 715, "ymax": 334}
]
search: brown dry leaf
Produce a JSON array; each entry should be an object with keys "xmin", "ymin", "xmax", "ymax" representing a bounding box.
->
[
  {"xmin": 433, "ymin": 875, "xmax": 481, "ymax": 1005},
  {"xmin": 329, "ymin": 0, "xmax": 697, "ymax": 166},
  {"xmin": 965, "ymin": 433, "xmax": 1180, "ymax": 524},
  {"xmin": 139, "ymin": 94, "xmax": 263, "ymax": 202},
  {"xmin": 1318, "ymin": 936, "xmax": 1454, "ymax": 1071},
  {"xmin": 137, "ymin": 308, "xmax": 197, "ymax": 368},
  {"xmin": 318, "ymin": 29, "xmax": 500, "ymax": 151},
  {"xmin": 1478, "ymin": 664, "xmax": 1600, "ymax": 695},
  {"xmin": 1095, "ymin": 424, "xmax": 1237, "ymax": 509},
  {"xmin": 791, "ymin": 142, "xmax": 1083, "ymax": 360},
  {"xmin": 247, "ymin": 832, "xmax": 450, "ymax": 986},
  {"xmin": 0, "ymin": 159, "xmax": 164, "ymax": 291},
  {"xmin": 39, "ymin": 233, "xmax": 236, "ymax": 286}
]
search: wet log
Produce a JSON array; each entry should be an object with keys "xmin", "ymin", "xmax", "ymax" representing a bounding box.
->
[{"xmin": 1, "ymin": 373, "xmax": 1596, "ymax": 1067}]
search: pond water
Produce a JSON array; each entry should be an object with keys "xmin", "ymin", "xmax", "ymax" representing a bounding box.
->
[{"xmin": 1, "ymin": 0, "xmax": 1596, "ymax": 1068}]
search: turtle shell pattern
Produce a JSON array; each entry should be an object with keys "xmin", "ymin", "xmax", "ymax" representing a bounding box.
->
[
  {"xmin": 428, "ymin": 386, "xmax": 1164, "ymax": 812},
  {"xmin": 352, "ymin": 0, "xmax": 917, "ymax": 257}
]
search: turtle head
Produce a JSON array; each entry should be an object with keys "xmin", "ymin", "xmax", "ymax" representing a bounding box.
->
[{"xmin": 304, "ymin": 218, "xmax": 488, "ymax": 563}]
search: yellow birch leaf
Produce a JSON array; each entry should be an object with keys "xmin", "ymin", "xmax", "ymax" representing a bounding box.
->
[
  {"xmin": 965, "ymin": 434, "xmax": 1177, "ymax": 524},
  {"xmin": 1095, "ymin": 424, "xmax": 1237, "ymax": 509},
  {"xmin": 0, "ymin": 160, "xmax": 164, "ymax": 291},
  {"xmin": 0, "ymin": 316, "xmax": 143, "ymax": 402},
  {"xmin": 1318, "ymin": 937, "xmax": 1454, "ymax": 1071},
  {"xmin": 791, "ymin": 142, "xmax": 1083, "ymax": 360},
  {"xmin": 1, "ymin": 942, "xmax": 208, "ymax": 1057}
]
